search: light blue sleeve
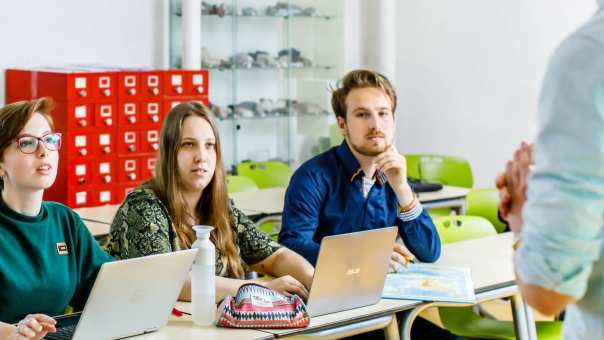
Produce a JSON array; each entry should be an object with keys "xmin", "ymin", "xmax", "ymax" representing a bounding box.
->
[{"xmin": 515, "ymin": 35, "xmax": 604, "ymax": 299}]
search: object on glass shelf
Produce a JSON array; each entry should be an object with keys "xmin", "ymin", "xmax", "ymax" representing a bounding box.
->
[
  {"xmin": 250, "ymin": 51, "xmax": 279, "ymax": 68},
  {"xmin": 202, "ymin": 1, "xmax": 230, "ymax": 17},
  {"xmin": 201, "ymin": 46, "xmax": 225, "ymax": 69},
  {"xmin": 209, "ymin": 101, "xmax": 229, "ymax": 120},
  {"xmin": 257, "ymin": 98, "xmax": 274, "ymax": 116},
  {"xmin": 231, "ymin": 53, "xmax": 254, "ymax": 69},
  {"xmin": 239, "ymin": 7, "xmax": 258, "ymax": 16},
  {"xmin": 277, "ymin": 48, "xmax": 312, "ymax": 68},
  {"xmin": 266, "ymin": 2, "xmax": 317, "ymax": 17}
]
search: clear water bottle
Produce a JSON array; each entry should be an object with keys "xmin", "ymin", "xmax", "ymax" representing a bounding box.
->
[{"xmin": 191, "ymin": 225, "xmax": 216, "ymax": 326}]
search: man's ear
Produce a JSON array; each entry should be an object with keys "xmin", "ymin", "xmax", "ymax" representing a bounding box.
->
[{"xmin": 336, "ymin": 116, "xmax": 346, "ymax": 136}]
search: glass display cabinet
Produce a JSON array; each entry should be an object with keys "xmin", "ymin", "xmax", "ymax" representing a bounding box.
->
[{"xmin": 169, "ymin": 0, "xmax": 345, "ymax": 170}]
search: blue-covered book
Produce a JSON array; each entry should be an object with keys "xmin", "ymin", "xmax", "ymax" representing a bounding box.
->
[{"xmin": 382, "ymin": 263, "xmax": 476, "ymax": 304}]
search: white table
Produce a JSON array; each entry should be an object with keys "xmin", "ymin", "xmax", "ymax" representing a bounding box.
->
[
  {"xmin": 230, "ymin": 185, "xmax": 470, "ymax": 217},
  {"xmin": 399, "ymin": 232, "xmax": 537, "ymax": 340}
]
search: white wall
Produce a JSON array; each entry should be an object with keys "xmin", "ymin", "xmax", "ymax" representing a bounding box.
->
[
  {"xmin": 0, "ymin": 0, "xmax": 167, "ymax": 105},
  {"xmin": 394, "ymin": 0, "xmax": 597, "ymax": 187}
]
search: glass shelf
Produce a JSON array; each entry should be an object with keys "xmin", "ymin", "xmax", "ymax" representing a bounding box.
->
[
  {"xmin": 203, "ymin": 65, "xmax": 333, "ymax": 71},
  {"xmin": 174, "ymin": 12, "xmax": 333, "ymax": 20}
]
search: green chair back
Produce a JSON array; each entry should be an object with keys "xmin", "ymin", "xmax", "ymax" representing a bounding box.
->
[
  {"xmin": 434, "ymin": 215, "xmax": 497, "ymax": 244},
  {"xmin": 329, "ymin": 123, "xmax": 343, "ymax": 147},
  {"xmin": 465, "ymin": 188, "xmax": 507, "ymax": 233},
  {"xmin": 227, "ymin": 175, "xmax": 259, "ymax": 193},
  {"xmin": 405, "ymin": 154, "xmax": 473, "ymax": 188},
  {"xmin": 236, "ymin": 161, "xmax": 293, "ymax": 189}
]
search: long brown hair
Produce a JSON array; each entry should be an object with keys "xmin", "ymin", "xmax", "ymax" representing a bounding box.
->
[{"xmin": 151, "ymin": 102, "xmax": 244, "ymax": 278}]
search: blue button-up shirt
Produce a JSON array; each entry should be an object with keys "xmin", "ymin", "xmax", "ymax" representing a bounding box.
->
[{"xmin": 279, "ymin": 141, "xmax": 441, "ymax": 265}]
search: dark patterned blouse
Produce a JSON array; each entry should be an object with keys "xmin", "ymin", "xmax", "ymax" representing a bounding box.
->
[{"xmin": 106, "ymin": 186, "xmax": 281, "ymax": 277}]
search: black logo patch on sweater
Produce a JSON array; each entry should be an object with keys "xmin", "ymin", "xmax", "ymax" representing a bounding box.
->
[{"xmin": 56, "ymin": 242, "xmax": 68, "ymax": 255}]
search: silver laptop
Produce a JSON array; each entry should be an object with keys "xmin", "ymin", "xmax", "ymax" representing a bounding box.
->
[
  {"xmin": 47, "ymin": 249, "xmax": 197, "ymax": 340},
  {"xmin": 306, "ymin": 227, "xmax": 397, "ymax": 317}
]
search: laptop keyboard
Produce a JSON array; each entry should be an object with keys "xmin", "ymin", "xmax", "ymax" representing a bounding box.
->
[
  {"xmin": 44, "ymin": 312, "xmax": 81, "ymax": 340},
  {"xmin": 44, "ymin": 324, "xmax": 76, "ymax": 340}
]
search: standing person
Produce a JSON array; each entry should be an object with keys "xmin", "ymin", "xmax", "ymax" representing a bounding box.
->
[
  {"xmin": 0, "ymin": 98, "xmax": 112, "ymax": 339},
  {"xmin": 497, "ymin": 2, "xmax": 604, "ymax": 338},
  {"xmin": 107, "ymin": 102, "xmax": 314, "ymax": 302}
]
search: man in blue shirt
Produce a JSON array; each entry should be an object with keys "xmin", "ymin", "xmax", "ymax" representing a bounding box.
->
[{"xmin": 280, "ymin": 69, "xmax": 441, "ymax": 272}]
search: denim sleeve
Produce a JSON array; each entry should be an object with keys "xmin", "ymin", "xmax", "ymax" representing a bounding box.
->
[
  {"xmin": 515, "ymin": 36, "xmax": 604, "ymax": 299},
  {"xmin": 279, "ymin": 168, "xmax": 325, "ymax": 265},
  {"xmin": 396, "ymin": 208, "xmax": 441, "ymax": 263}
]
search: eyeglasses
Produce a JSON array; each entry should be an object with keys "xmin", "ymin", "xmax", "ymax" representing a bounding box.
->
[{"xmin": 14, "ymin": 133, "xmax": 62, "ymax": 154}]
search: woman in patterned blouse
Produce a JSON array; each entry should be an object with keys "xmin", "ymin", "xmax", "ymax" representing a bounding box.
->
[{"xmin": 107, "ymin": 102, "xmax": 314, "ymax": 302}]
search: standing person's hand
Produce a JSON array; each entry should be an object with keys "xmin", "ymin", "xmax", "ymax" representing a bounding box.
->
[
  {"xmin": 496, "ymin": 142, "xmax": 534, "ymax": 233},
  {"xmin": 375, "ymin": 145, "xmax": 415, "ymax": 207},
  {"xmin": 8, "ymin": 314, "xmax": 56, "ymax": 340}
]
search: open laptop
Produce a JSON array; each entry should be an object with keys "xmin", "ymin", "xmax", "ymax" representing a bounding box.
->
[
  {"xmin": 305, "ymin": 226, "xmax": 397, "ymax": 317},
  {"xmin": 45, "ymin": 249, "xmax": 197, "ymax": 340}
]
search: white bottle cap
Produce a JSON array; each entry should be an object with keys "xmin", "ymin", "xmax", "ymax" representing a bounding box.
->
[{"xmin": 192, "ymin": 225, "xmax": 213, "ymax": 239}]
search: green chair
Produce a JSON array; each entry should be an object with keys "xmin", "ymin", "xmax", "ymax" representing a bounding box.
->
[
  {"xmin": 434, "ymin": 215, "xmax": 562, "ymax": 340},
  {"xmin": 256, "ymin": 215, "xmax": 282, "ymax": 240},
  {"xmin": 236, "ymin": 161, "xmax": 293, "ymax": 189},
  {"xmin": 227, "ymin": 175, "xmax": 259, "ymax": 193},
  {"xmin": 405, "ymin": 154, "xmax": 473, "ymax": 188},
  {"xmin": 329, "ymin": 123, "xmax": 343, "ymax": 147},
  {"xmin": 434, "ymin": 215, "xmax": 497, "ymax": 244},
  {"xmin": 465, "ymin": 188, "xmax": 508, "ymax": 233}
]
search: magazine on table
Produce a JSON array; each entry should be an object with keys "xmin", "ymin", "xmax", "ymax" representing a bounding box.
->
[{"xmin": 382, "ymin": 263, "xmax": 476, "ymax": 304}]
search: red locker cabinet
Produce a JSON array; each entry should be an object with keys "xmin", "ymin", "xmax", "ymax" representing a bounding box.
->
[
  {"xmin": 140, "ymin": 127, "xmax": 161, "ymax": 154},
  {"xmin": 118, "ymin": 72, "xmax": 140, "ymax": 99},
  {"xmin": 163, "ymin": 97, "xmax": 209, "ymax": 113},
  {"xmin": 119, "ymin": 101, "xmax": 140, "ymax": 126},
  {"xmin": 140, "ymin": 155, "xmax": 157, "ymax": 181},
  {"xmin": 140, "ymin": 71, "xmax": 163, "ymax": 98},
  {"xmin": 118, "ymin": 129, "xmax": 139, "ymax": 154},
  {"xmin": 163, "ymin": 70, "xmax": 209, "ymax": 98},
  {"xmin": 117, "ymin": 157, "xmax": 140, "ymax": 184},
  {"xmin": 141, "ymin": 101, "xmax": 162, "ymax": 126},
  {"xmin": 5, "ymin": 68, "xmax": 209, "ymax": 208},
  {"xmin": 95, "ymin": 103, "xmax": 116, "ymax": 128}
]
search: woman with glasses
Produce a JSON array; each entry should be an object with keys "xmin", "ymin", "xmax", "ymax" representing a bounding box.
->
[
  {"xmin": 0, "ymin": 98, "xmax": 112, "ymax": 340},
  {"xmin": 107, "ymin": 102, "xmax": 314, "ymax": 302}
]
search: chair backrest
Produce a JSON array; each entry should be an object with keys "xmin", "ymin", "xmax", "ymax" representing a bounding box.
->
[
  {"xmin": 405, "ymin": 154, "xmax": 473, "ymax": 188},
  {"xmin": 236, "ymin": 161, "xmax": 293, "ymax": 189},
  {"xmin": 465, "ymin": 188, "xmax": 507, "ymax": 233},
  {"xmin": 226, "ymin": 175, "xmax": 259, "ymax": 193},
  {"xmin": 329, "ymin": 123, "xmax": 343, "ymax": 147},
  {"xmin": 434, "ymin": 215, "xmax": 497, "ymax": 245}
]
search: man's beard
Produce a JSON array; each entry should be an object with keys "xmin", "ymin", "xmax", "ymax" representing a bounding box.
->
[{"xmin": 345, "ymin": 129, "xmax": 390, "ymax": 157}]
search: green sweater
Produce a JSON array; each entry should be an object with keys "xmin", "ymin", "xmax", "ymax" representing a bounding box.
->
[{"xmin": 0, "ymin": 197, "xmax": 113, "ymax": 323}]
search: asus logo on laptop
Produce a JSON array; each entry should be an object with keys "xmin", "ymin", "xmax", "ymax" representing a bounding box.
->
[{"xmin": 346, "ymin": 268, "xmax": 361, "ymax": 275}]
